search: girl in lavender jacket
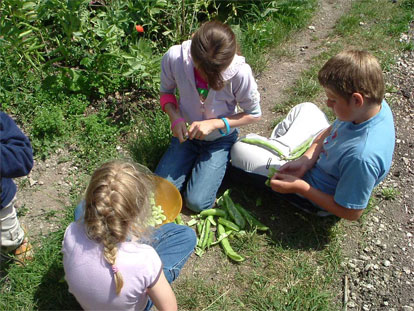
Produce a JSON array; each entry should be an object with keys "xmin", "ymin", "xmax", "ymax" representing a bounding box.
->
[{"xmin": 156, "ymin": 21, "xmax": 262, "ymax": 212}]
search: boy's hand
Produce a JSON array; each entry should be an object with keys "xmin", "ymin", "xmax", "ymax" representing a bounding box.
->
[
  {"xmin": 270, "ymin": 173, "xmax": 308, "ymax": 194},
  {"xmin": 187, "ymin": 119, "xmax": 218, "ymax": 140},
  {"xmin": 279, "ymin": 157, "xmax": 311, "ymax": 178},
  {"xmin": 171, "ymin": 120, "xmax": 188, "ymax": 143}
]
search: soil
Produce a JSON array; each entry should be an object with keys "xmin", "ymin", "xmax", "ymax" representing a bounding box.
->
[{"xmin": 13, "ymin": 0, "xmax": 413, "ymax": 310}]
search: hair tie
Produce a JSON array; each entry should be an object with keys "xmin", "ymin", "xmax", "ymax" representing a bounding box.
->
[{"xmin": 112, "ymin": 265, "xmax": 119, "ymax": 274}]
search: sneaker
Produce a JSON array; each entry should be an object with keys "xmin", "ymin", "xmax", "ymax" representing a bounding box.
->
[{"xmin": 14, "ymin": 237, "xmax": 34, "ymax": 265}]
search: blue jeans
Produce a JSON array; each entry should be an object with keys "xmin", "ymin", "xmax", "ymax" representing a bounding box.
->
[
  {"xmin": 144, "ymin": 222, "xmax": 196, "ymax": 310},
  {"xmin": 155, "ymin": 131, "xmax": 238, "ymax": 212}
]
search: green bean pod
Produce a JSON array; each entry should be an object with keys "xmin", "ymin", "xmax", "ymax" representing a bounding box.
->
[
  {"xmin": 286, "ymin": 137, "xmax": 313, "ymax": 160},
  {"xmin": 265, "ymin": 167, "xmax": 279, "ymax": 187},
  {"xmin": 206, "ymin": 230, "xmax": 214, "ymax": 248},
  {"xmin": 200, "ymin": 218, "xmax": 211, "ymax": 250},
  {"xmin": 223, "ymin": 190, "xmax": 246, "ymax": 229},
  {"xmin": 175, "ymin": 213, "xmax": 185, "ymax": 225},
  {"xmin": 218, "ymin": 217, "xmax": 240, "ymax": 232},
  {"xmin": 197, "ymin": 219, "xmax": 207, "ymax": 247},
  {"xmin": 217, "ymin": 224, "xmax": 245, "ymax": 262},
  {"xmin": 199, "ymin": 208, "xmax": 227, "ymax": 218},
  {"xmin": 207, "ymin": 215, "xmax": 217, "ymax": 226},
  {"xmin": 235, "ymin": 203, "xmax": 269, "ymax": 231},
  {"xmin": 241, "ymin": 138, "xmax": 286, "ymax": 158}
]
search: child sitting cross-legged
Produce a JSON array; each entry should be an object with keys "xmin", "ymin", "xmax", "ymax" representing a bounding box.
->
[{"xmin": 230, "ymin": 50, "xmax": 395, "ymax": 221}]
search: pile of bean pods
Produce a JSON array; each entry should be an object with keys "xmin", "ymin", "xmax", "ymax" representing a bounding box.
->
[{"xmin": 178, "ymin": 189, "xmax": 269, "ymax": 262}]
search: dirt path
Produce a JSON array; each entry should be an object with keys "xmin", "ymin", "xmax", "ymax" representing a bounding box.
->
[
  {"xmin": 14, "ymin": 0, "xmax": 414, "ymax": 309},
  {"xmin": 242, "ymin": 0, "xmax": 353, "ymax": 137}
]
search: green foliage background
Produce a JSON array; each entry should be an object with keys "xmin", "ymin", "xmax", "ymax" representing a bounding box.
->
[{"xmin": 0, "ymin": 0, "xmax": 317, "ymax": 169}]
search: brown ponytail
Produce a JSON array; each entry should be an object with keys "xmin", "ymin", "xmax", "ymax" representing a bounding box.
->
[{"xmin": 191, "ymin": 21, "xmax": 237, "ymax": 90}]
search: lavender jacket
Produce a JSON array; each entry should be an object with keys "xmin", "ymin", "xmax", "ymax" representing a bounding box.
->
[{"xmin": 160, "ymin": 40, "xmax": 261, "ymax": 141}]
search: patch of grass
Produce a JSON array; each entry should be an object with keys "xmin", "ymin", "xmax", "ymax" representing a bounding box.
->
[
  {"xmin": 129, "ymin": 106, "xmax": 171, "ymax": 172},
  {"xmin": 16, "ymin": 205, "xmax": 29, "ymax": 217},
  {"xmin": 380, "ymin": 187, "xmax": 400, "ymax": 200}
]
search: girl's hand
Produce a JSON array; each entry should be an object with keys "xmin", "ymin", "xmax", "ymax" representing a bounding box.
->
[
  {"xmin": 278, "ymin": 156, "xmax": 311, "ymax": 178},
  {"xmin": 188, "ymin": 119, "xmax": 219, "ymax": 140},
  {"xmin": 270, "ymin": 172, "xmax": 308, "ymax": 194},
  {"xmin": 171, "ymin": 118, "xmax": 188, "ymax": 143}
]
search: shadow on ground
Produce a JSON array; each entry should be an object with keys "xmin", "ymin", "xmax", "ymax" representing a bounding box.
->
[
  {"xmin": 220, "ymin": 171, "xmax": 340, "ymax": 251},
  {"xmin": 33, "ymin": 251, "xmax": 81, "ymax": 310}
]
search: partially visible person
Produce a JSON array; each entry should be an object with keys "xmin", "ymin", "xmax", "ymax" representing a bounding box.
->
[
  {"xmin": 156, "ymin": 20, "xmax": 261, "ymax": 212},
  {"xmin": 62, "ymin": 160, "xmax": 196, "ymax": 311},
  {"xmin": 1, "ymin": 111, "xmax": 34, "ymax": 263},
  {"xmin": 231, "ymin": 50, "xmax": 395, "ymax": 221}
]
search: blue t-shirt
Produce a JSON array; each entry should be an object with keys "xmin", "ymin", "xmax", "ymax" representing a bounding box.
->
[{"xmin": 304, "ymin": 100, "xmax": 395, "ymax": 210}]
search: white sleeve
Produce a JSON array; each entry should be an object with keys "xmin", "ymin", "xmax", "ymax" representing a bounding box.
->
[
  {"xmin": 160, "ymin": 47, "xmax": 178, "ymax": 94},
  {"xmin": 232, "ymin": 64, "xmax": 261, "ymax": 117}
]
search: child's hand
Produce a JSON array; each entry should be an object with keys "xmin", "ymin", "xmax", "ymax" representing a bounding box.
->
[
  {"xmin": 270, "ymin": 173, "xmax": 307, "ymax": 194},
  {"xmin": 171, "ymin": 120, "xmax": 188, "ymax": 143},
  {"xmin": 187, "ymin": 120, "xmax": 217, "ymax": 140},
  {"xmin": 278, "ymin": 157, "xmax": 310, "ymax": 178}
]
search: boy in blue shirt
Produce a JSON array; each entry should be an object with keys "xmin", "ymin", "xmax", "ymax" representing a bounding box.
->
[
  {"xmin": 230, "ymin": 50, "xmax": 395, "ymax": 221},
  {"xmin": 1, "ymin": 112, "xmax": 34, "ymax": 262}
]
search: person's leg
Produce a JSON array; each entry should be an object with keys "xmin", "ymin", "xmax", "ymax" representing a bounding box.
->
[
  {"xmin": 270, "ymin": 102, "xmax": 330, "ymax": 149},
  {"xmin": 0, "ymin": 197, "xmax": 25, "ymax": 252},
  {"xmin": 150, "ymin": 223, "xmax": 196, "ymax": 283},
  {"xmin": 155, "ymin": 137, "xmax": 199, "ymax": 192},
  {"xmin": 230, "ymin": 137, "xmax": 288, "ymax": 177},
  {"xmin": 143, "ymin": 223, "xmax": 196, "ymax": 311},
  {"xmin": 230, "ymin": 102, "xmax": 330, "ymax": 179},
  {"xmin": 185, "ymin": 131, "xmax": 238, "ymax": 212}
]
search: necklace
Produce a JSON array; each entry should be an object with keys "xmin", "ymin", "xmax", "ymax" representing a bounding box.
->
[{"xmin": 194, "ymin": 68, "xmax": 209, "ymax": 111}]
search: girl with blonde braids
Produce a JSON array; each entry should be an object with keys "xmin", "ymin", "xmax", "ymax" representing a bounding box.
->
[{"xmin": 62, "ymin": 160, "xmax": 196, "ymax": 311}]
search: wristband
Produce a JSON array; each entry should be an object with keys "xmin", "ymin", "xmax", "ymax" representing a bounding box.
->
[
  {"xmin": 171, "ymin": 118, "xmax": 185, "ymax": 130},
  {"xmin": 218, "ymin": 117, "xmax": 230, "ymax": 136},
  {"xmin": 160, "ymin": 94, "xmax": 178, "ymax": 112}
]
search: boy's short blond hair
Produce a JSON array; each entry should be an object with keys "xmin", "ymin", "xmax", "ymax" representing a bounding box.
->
[{"xmin": 318, "ymin": 50, "xmax": 384, "ymax": 105}]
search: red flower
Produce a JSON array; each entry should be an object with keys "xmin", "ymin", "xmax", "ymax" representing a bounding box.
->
[{"xmin": 135, "ymin": 25, "xmax": 144, "ymax": 33}]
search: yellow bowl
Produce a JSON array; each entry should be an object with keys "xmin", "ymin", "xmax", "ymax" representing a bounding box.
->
[{"xmin": 154, "ymin": 176, "xmax": 182, "ymax": 224}]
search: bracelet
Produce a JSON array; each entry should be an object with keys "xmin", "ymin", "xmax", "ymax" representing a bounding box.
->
[
  {"xmin": 160, "ymin": 94, "xmax": 178, "ymax": 112},
  {"xmin": 171, "ymin": 118, "xmax": 185, "ymax": 131},
  {"xmin": 218, "ymin": 117, "xmax": 230, "ymax": 136}
]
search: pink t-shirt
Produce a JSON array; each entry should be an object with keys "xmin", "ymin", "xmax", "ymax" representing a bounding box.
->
[{"xmin": 62, "ymin": 222, "xmax": 162, "ymax": 311}]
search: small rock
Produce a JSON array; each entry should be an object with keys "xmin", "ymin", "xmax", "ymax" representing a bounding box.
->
[
  {"xmin": 347, "ymin": 301, "xmax": 356, "ymax": 308},
  {"xmin": 402, "ymin": 306, "xmax": 413, "ymax": 311},
  {"xmin": 308, "ymin": 25, "xmax": 316, "ymax": 31},
  {"xmin": 383, "ymin": 260, "xmax": 391, "ymax": 267},
  {"xmin": 403, "ymin": 267, "xmax": 411, "ymax": 274},
  {"xmin": 28, "ymin": 177, "xmax": 37, "ymax": 187}
]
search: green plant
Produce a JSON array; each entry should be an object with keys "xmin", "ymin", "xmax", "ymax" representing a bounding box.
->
[
  {"xmin": 129, "ymin": 107, "xmax": 171, "ymax": 171},
  {"xmin": 381, "ymin": 187, "xmax": 400, "ymax": 200},
  {"xmin": 16, "ymin": 205, "xmax": 29, "ymax": 217}
]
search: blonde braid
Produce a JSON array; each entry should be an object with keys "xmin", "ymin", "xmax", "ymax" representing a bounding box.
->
[{"xmin": 84, "ymin": 160, "xmax": 154, "ymax": 295}]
